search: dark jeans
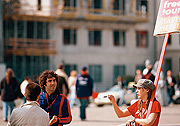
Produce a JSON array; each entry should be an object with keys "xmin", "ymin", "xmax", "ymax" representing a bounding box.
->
[{"xmin": 79, "ymin": 99, "xmax": 89, "ymax": 120}]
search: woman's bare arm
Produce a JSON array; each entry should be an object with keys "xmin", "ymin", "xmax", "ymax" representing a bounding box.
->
[
  {"xmin": 135, "ymin": 112, "xmax": 159, "ymax": 126},
  {"xmin": 108, "ymin": 95, "xmax": 131, "ymax": 118}
]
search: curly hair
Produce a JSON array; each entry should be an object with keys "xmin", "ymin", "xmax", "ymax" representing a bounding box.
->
[{"xmin": 39, "ymin": 70, "xmax": 59, "ymax": 92}]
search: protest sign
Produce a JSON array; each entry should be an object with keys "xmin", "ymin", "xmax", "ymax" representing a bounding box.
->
[{"xmin": 154, "ymin": 0, "xmax": 180, "ymax": 36}]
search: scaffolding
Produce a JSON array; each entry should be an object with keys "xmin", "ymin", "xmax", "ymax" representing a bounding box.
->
[
  {"xmin": 3, "ymin": 0, "xmax": 57, "ymax": 82},
  {"xmin": 2, "ymin": 0, "xmax": 149, "ymax": 82}
]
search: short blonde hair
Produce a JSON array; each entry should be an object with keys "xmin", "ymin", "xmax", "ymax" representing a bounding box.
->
[{"xmin": 70, "ymin": 70, "xmax": 78, "ymax": 77}]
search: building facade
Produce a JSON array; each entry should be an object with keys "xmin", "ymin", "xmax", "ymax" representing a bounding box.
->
[
  {"xmin": 50, "ymin": 0, "xmax": 155, "ymax": 91},
  {"xmin": 3, "ymin": 0, "xmax": 177, "ymax": 92}
]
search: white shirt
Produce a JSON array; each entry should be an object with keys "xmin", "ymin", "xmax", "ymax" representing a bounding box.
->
[
  {"xmin": 20, "ymin": 80, "xmax": 29, "ymax": 95},
  {"xmin": 8, "ymin": 101, "xmax": 49, "ymax": 126},
  {"xmin": 55, "ymin": 69, "xmax": 68, "ymax": 82}
]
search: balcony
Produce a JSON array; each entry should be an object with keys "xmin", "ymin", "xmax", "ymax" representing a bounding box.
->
[
  {"xmin": 58, "ymin": 7, "xmax": 149, "ymax": 23},
  {"xmin": 4, "ymin": 38, "xmax": 57, "ymax": 56},
  {"xmin": 3, "ymin": 0, "xmax": 57, "ymax": 22}
]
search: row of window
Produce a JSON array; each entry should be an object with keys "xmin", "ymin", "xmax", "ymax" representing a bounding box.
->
[
  {"xmin": 63, "ymin": 28, "xmax": 148, "ymax": 48},
  {"xmin": 64, "ymin": 64, "xmax": 145, "ymax": 83},
  {"xmin": 4, "ymin": 21, "xmax": 49, "ymax": 39},
  {"xmin": 65, "ymin": 58, "xmax": 180, "ymax": 84},
  {"xmin": 63, "ymin": 0, "xmax": 148, "ymax": 12}
]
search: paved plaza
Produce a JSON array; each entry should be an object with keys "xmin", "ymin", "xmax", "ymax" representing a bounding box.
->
[{"xmin": 0, "ymin": 99, "xmax": 180, "ymax": 126}]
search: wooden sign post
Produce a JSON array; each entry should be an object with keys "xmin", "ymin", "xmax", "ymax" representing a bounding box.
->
[{"xmin": 147, "ymin": 0, "xmax": 180, "ymax": 117}]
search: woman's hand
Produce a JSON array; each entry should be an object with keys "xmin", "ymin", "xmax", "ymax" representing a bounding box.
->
[
  {"xmin": 108, "ymin": 95, "xmax": 116, "ymax": 105},
  {"xmin": 125, "ymin": 119, "xmax": 133, "ymax": 126},
  {"xmin": 49, "ymin": 115, "xmax": 58, "ymax": 126}
]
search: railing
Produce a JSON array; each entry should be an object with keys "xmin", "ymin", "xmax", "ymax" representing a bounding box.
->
[
  {"xmin": 3, "ymin": 0, "xmax": 58, "ymax": 22},
  {"xmin": 3, "ymin": 0, "xmax": 149, "ymax": 23},
  {"xmin": 4, "ymin": 38, "xmax": 57, "ymax": 56},
  {"xmin": 59, "ymin": 6, "xmax": 149, "ymax": 23}
]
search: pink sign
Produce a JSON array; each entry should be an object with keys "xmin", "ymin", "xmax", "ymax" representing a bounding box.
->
[{"xmin": 154, "ymin": 0, "xmax": 180, "ymax": 36}]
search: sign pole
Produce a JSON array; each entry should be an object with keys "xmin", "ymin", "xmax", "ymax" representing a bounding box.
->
[{"xmin": 146, "ymin": 33, "xmax": 169, "ymax": 117}]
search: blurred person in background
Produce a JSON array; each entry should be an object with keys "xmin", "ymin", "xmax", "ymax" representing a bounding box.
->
[
  {"xmin": 58, "ymin": 76, "xmax": 69, "ymax": 97},
  {"xmin": 55, "ymin": 63, "xmax": 68, "ymax": 83},
  {"xmin": 68, "ymin": 70, "xmax": 78, "ymax": 108},
  {"xmin": 20, "ymin": 76, "xmax": 32, "ymax": 103},
  {"xmin": 108, "ymin": 79, "xmax": 161, "ymax": 126},
  {"xmin": 55, "ymin": 63, "xmax": 69, "ymax": 96},
  {"xmin": 134, "ymin": 69, "xmax": 142, "ymax": 84},
  {"xmin": 34, "ymin": 75, "xmax": 39, "ymax": 84},
  {"xmin": 165, "ymin": 70, "xmax": 176, "ymax": 104},
  {"xmin": 0, "ymin": 68, "xmax": 18, "ymax": 122},
  {"xmin": 143, "ymin": 64, "xmax": 155, "ymax": 83},
  {"xmin": 142, "ymin": 59, "xmax": 151, "ymax": 76},
  {"xmin": 76, "ymin": 66, "xmax": 93, "ymax": 121},
  {"xmin": 116, "ymin": 76, "xmax": 126, "ymax": 106},
  {"xmin": 176, "ymin": 71, "xmax": 180, "ymax": 90},
  {"xmin": 152, "ymin": 61, "xmax": 169, "ymax": 106}
]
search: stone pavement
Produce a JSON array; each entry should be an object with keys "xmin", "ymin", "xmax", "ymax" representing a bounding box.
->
[{"xmin": 0, "ymin": 99, "xmax": 180, "ymax": 126}]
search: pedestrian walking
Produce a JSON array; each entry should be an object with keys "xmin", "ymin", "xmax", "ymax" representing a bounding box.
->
[
  {"xmin": 20, "ymin": 76, "xmax": 32, "ymax": 103},
  {"xmin": 108, "ymin": 79, "xmax": 161, "ymax": 126},
  {"xmin": 55, "ymin": 63, "xmax": 69, "ymax": 96},
  {"xmin": 176, "ymin": 71, "xmax": 180, "ymax": 90},
  {"xmin": 76, "ymin": 66, "xmax": 93, "ymax": 121},
  {"xmin": 7, "ymin": 82, "xmax": 56, "ymax": 126},
  {"xmin": 165, "ymin": 70, "xmax": 176, "ymax": 104},
  {"xmin": 143, "ymin": 64, "xmax": 155, "ymax": 82},
  {"xmin": 153, "ymin": 61, "xmax": 169, "ymax": 106},
  {"xmin": 39, "ymin": 70, "xmax": 72, "ymax": 126},
  {"xmin": 134, "ymin": 69, "xmax": 142, "ymax": 84},
  {"xmin": 68, "ymin": 70, "xmax": 78, "ymax": 108},
  {"xmin": 116, "ymin": 76, "xmax": 126, "ymax": 106},
  {"xmin": 0, "ymin": 68, "xmax": 18, "ymax": 122},
  {"xmin": 58, "ymin": 76, "xmax": 69, "ymax": 97}
]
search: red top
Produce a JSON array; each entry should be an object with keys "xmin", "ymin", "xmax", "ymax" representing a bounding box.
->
[{"xmin": 127, "ymin": 100, "xmax": 161, "ymax": 126}]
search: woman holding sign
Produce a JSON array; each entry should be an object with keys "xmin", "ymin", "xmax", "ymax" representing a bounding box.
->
[{"xmin": 108, "ymin": 79, "xmax": 161, "ymax": 126}]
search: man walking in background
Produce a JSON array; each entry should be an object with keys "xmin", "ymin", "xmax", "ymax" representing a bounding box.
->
[
  {"xmin": 76, "ymin": 66, "xmax": 93, "ymax": 121},
  {"xmin": 55, "ymin": 63, "xmax": 69, "ymax": 96}
]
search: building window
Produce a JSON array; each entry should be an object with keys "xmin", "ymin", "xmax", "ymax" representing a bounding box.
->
[
  {"xmin": 4, "ymin": 55, "xmax": 49, "ymax": 82},
  {"xmin": 179, "ymin": 58, "xmax": 180, "ymax": 71},
  {"xmin": 89, "ymin": 65, "xmax": 102, "ymax": 83},
  {"xmin": 136, "ymin": 0, "xmax": 148, "ymax": 12},
  {"xmin": 164, "ymin": 58, "xmax": 172, "ymax": 76},
  {"xmin": 63, "ymin": 28, "xmax": 77, "ymax": 45},
  {"xmin": 89, "ymin": 30, "xmax": 101, "ymax": 46},
  {"xmin": 113, "ymin": 30, "xmax": 126, "ymax": 46},
  {"xmin": 64, "ymin": 0, "xmax": 76, "ymax": 7},
  {"xmin": 113, "ymin": 0, "xmax": 126, "ymax": 14},
  {"xmin": 167, "ymin": 35, "xmax": 171, "ymax": 45},
  {"xmin": 38, "ymin": 0, "xmax": 42, "ymax": 10},
  {"xmin": 64, "ymin": 64, "xmax": 77, "ymax": 77},
  {"xmin": 113, "ymin": 65, "xmax": 126, "ymax": 83},
  {"xmin": 89, "ymin": 0, "xmax": 102, "ymax": 9},
  {"xmin": 136, "ymin": 31, "xmax": 148, "ymax": 48}
]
